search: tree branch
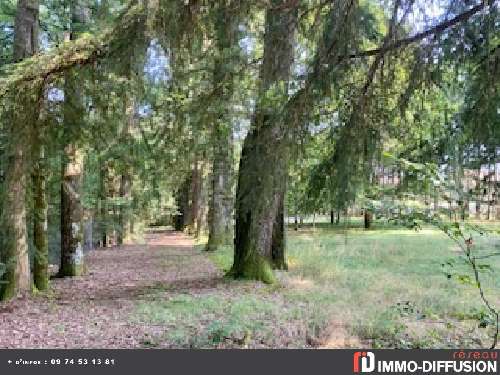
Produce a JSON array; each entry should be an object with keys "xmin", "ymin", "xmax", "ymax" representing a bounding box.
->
[
  {"xmin": 0, "ymin": 0, "xmax": 144, "ymax": 98},
  {"xmin": 341, "ymin": 0, "xmax": 496, "ymax": 61}
]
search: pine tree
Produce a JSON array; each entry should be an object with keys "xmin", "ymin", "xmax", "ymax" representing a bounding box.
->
[
  {"xmin": 231, "ymin": 0, "xmax": 298, "ymax": 282},
  {"xmin": 0, "ymin": 0, "xmax": 39, "ymax": 300},
  {"xmin": 59, "ymin": 0, "xmax": 89, "ymax": 277}
]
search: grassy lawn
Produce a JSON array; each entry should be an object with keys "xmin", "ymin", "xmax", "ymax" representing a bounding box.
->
[
  {"xmin": 284, "ymin": 222, "xmax": 500, "ymax": 348},
  {"xmin": 134, "ymin": 221, "xmax": 500, "ymax": 348}
]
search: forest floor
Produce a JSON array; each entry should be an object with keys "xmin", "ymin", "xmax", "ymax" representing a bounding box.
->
[
  {"xmin": 1, "ymin": 224, "xmax": 499, "ymax": 349},
  {"xmin": 0, "ymin": 230, "xmax": 338, "ymax": 348},
  {"xmin": 0, "ymin": 231, "xmax": 213, "ymax": 348}
]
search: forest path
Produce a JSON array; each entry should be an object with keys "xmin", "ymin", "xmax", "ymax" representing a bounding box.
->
[{"xmin": 0, "ymin": 230, "xmax": 222, "ymax": 348}]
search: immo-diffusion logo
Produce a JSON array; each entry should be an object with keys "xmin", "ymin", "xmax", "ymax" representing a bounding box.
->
[
  {"xmin": 354, "ymin": 352, "xmax": 376, "ymax": 373},
  {"xmin": 352, "ymin": 351, "xmax": 498, "ymax": 374}
]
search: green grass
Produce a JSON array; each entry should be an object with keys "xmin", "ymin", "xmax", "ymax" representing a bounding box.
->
[
  {"xmin": 206, "ymin": 245, "xmax": 233, "ymax": 273},
  {"xmin": 133, "ymin": 220, "xmax": 500, "ymax": 348},
  {"xmin": 218, "ymin": 223, "xmax": 499, "ymax": 347},
  {"xmin": 283, "ymin": 223, "xmax": 500, "ymax": 348},
  {"xmin": 133, "ymin": 291, "xmax": 311, "ymax": 348}
]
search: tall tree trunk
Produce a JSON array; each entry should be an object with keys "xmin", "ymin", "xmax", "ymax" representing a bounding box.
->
[
  {"xmin": 195, "ymin": 171, "xmax": 209, "ymax": 239},
  {"xmin": 60, "ymin": 144, "xmax": 85, "ymax": 276},
  {"xmin": 206, "ymin": 2, "xmax": 238, "ymax": 251},
  {"xmin": 364, "ymin": 209, "xmax": 372, "ymax": 229},
  {"xmin": 186, "ymin": 160, "xmax": 202, "ymax": 235},
  {"xmin": 207, "ymin": 128, "xmax": 234, "ymax": 251},
  {"xmin": 174, "ymin": 176, "xmax": 190, "ymax": 231},
  {"xmin": 33, "ymin": 140, "xmax": 48, "ymax": 291},
  {"xmin": 0, "ymin": 0, "xmax": 39, "ymax": 300},
  {"xmin": 476, "ymin": 163, "xmax": 482, "ymax": 219},
  {"xmin": 117, "ymin": 96, "xmax": 134, "ymax": 246},
  {"xmin": 83, "ymin": 210, "xmax": 94, "ymax": 251},
  {"xmin": 0, "ymin": 131, "xmax": 31, "ymax": 300},
  {"xmin": 231, "ymin": 0, "xmax": 298, "ymax": 283},
  {"xmin": 33, "ymin": 84, "xmax": 49, "ymax": 290},
  {"xmin": 99, "ymin": 161, "xmax": 108, "ymax": 247},
  {"xmin": 118, "ymin": 174, "xmax": 132, "ymax": 245},
  {"xmin": 59, "ymin": 1, "xmax": 88, "ymax": 277}
]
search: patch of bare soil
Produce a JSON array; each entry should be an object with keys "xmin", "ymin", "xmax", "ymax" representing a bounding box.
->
[
  {"xmin": 0, "ymin": 231, "xmax": 223, "ymax": 348},
  {"xmin": 319, "ymin": 320, "xmax": 363, "ymax": 348}
]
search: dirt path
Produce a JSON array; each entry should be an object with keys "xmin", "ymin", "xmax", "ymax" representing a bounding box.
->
[{"xmin": 0, "ymin": 231, "xmax": 222, "ymax": 348}]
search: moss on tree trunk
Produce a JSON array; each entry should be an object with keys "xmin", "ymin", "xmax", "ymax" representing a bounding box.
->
[
  {"xmin": 0, "ymin": 0, "xmax": 40, "ymax": 300},
  {"xmin": 0, "ymin": 136, "xmax": 31, "ymax": 300},
  {"xmin": 231, "ymin": 0, "xmax": 297, "ymax": 283}
]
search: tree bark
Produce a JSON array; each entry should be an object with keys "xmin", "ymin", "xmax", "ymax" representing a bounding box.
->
[
  {"xmin": 186, "ymin": 160, "xmax": 202, "ymax": 235},
  {"xmin": 13, "ymin": 0, "xmax": 38, "ymax": 62},
  {"xmin": 207, "ymin": 128, "xmax": 234, "ymax": 251},
  {"xmin": 206, "ymin": 2, "xmax": 238, "ymax": 251},
  {"xmin": 0, "ymin": 0, "xmax": 39, "ymax": 300},
  {"xmin": 174, "ymin": 176, "xmax": 190, "ymax": 231},
  {"xmin": 364, "ymin": 209, "xmax": 372, "ymax": 229},
  {"xmin": 99, "ymin": 161, "xmax": 108, "ymax": 247},
  {"xmin": 118, "ymin": 174, "xmax": 132, "ymax": 245},
  {"xmin": 0, "ymin": 127, "xmax": 31, "ymax": 300},
  {"xmin": 271, "ymin": 191, "xmax": 287, "ymax": 270},
  {"xmin": 60, "ymin": 144, "xmax": 85, "ymax": 276},
  {"xmin": 231, "ymin": 0, "xmax": 298, "ymax": 283},
  {"xmin": 33, "ymin": 140, "xmax": 48, "ymax": 291},
  {"xmin": 83, "ymin": 210, "xmax": 94, "ymax": 251},
  {"xmin": 59, "ymin": 0, "xmax": 88, "ymax": 277},
  {"xmin": 117, "ymin": 96, "xmax": 134, "ymax": 246}
]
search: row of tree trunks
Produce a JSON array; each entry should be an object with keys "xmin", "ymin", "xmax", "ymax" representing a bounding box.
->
[
  {"xmin": 231, "ymin": 0, "xmax": 298, "ymax": 282},
  {"xmin": 0, "ymin": 0, "xmax": 39, "ymax": 300}
]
